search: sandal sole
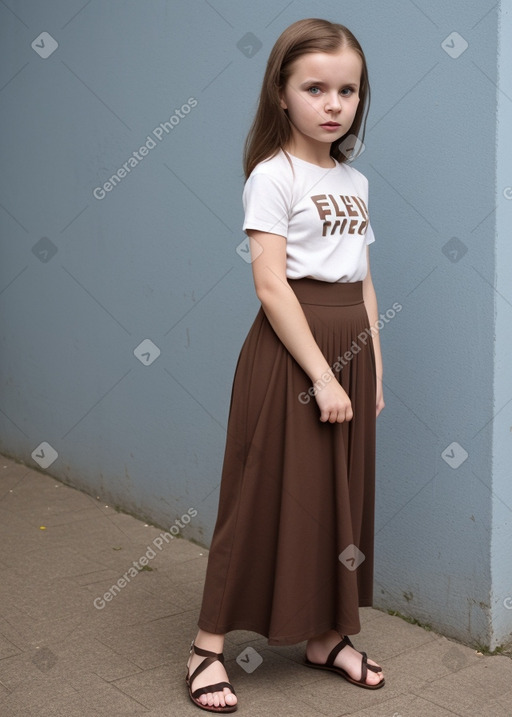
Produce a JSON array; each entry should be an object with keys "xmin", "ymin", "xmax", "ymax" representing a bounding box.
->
[{"xmin": 304, "ymin": 657, "xmax": 385, "ymax": 690}]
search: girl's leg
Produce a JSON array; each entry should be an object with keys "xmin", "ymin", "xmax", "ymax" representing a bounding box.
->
[
  {"xmin": 306, "ymin": 629, "xmax": 384, "ymax": 686},
  {"xmin": 186, "ymin": 629, "xmax": 238, "ymax": 709}
]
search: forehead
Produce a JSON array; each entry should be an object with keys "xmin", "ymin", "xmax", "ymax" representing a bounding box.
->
[{"xmin": 288, "ymin": 49, "xmax": 362, "ymax": 83}]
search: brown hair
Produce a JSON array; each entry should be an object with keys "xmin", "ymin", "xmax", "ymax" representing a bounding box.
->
[{"xmin": 243, "ymin": 18, "xmax": 370, "ymax": 178}]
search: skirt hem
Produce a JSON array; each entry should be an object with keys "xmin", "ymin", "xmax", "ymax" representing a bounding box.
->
[{"xmin": 197, "ymin": 604, "xmax": 373, "ymax": 646}]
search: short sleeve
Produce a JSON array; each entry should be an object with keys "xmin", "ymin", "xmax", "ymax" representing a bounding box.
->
[
  {"xmin": 365, "ymin": 221, "xmax": 376, "ymax": 245},
  {"xmin": 242, "ymin": 171, "xmax": 290, "ymax": 238},
  {"xmin": 362, "ymin": 174, "xmax": 375, "ymax": 245}
]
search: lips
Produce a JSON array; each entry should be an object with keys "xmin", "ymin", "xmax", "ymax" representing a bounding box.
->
[{"xmin": 321, "ymin": 122, "xmax": 340, "ymax": 127}]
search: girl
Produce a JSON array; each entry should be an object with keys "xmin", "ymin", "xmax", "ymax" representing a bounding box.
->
[{"xmin": 186, "ymin": 18, "xmax": 385, "ymax": 712}]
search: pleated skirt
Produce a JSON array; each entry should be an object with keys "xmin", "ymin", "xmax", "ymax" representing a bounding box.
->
[{"xmin": 197, "ymin": 278, "xmax": 376, "ymax": 646}]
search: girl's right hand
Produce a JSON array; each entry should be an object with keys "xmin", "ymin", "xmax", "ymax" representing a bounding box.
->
[{"xmin": 314, "ymin": 378, "xmax": 353, "ymax": 423}]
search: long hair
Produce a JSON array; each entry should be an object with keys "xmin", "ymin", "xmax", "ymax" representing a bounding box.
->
[{"xmin": 243, "ymin": 18, "xmax": 371, "ymax": 179}]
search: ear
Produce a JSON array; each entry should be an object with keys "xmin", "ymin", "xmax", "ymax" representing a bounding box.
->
[{"xmin": 278, "ymin": 91, "xmax": 287, "ymax": 110}]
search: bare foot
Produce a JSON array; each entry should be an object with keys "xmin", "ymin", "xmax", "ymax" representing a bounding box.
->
[
  {"xmin": 186, "ymin": 631, "xmax": 237, "ymax": 710},
  {"xmin": 306, "ymin": 630, "xmax": 384, "ymax": 687}
]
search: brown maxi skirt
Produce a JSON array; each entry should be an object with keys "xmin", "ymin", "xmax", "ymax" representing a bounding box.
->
[{"xmin": 197, "ymin": 278, "xmax": 376, "ymax": 646}]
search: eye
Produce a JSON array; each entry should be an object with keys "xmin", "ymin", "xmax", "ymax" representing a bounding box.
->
[
  {"xmin": 340, "ymin": 87, "xmax": 356, "ymax": 96},
  {"xmin": 307, "ymin": 86, "xmax": 322, "ymax": 95}
]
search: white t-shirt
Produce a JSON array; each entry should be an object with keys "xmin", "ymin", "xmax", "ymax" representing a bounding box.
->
[{"xmin": 242, "ymin": 149, "xmax": 375, "ymax": 283}]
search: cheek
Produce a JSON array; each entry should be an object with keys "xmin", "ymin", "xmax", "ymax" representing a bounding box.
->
[{"xmin": 348, "ymin": 98, "xmax": 359, "ymax": 115}]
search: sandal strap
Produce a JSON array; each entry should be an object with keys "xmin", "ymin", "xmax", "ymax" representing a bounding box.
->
[
  {"xmin": 325, "ymin": 635, "xmax": 352, "ymax": 667},
  {"xmin": 353, "ymin": 649, "xmax": 382, "ymax": 682},
  {"xmin": 366, "ymin": 660, "xmax": 383, "ymax": 673},
  {"xmin": 190, "ymin": 641, "xmax": 225, "ymax": 662},
  {"xmin": 192, "ymin": 681, "xmax": 236, "ymax": 699},
  {"xmin": 187, "ymin": 642, "xmax": 228, "ymax": 693},
  {"xmin": 325, "ymin": 637, "xmax": 381, "ymax": 684},
  {"xmin": 359, "ymin": 651, "xmax": 368, "ymax": 683}
]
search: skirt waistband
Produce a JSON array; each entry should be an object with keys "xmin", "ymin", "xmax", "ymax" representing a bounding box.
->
[{"xmin": 288, "ymin": 278, "xmax": 363, "ymax": 306}]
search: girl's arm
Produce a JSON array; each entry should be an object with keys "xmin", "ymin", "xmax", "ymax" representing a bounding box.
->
[
  {"xmin": 248, "ymin": 230, "xmax": 353, "ymax": 423},
  {"xmin": 362, "ymin": 247, "xmax": 385, "ymax": 417}
]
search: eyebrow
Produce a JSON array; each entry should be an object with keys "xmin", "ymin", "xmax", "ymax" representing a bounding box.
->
[{"xmin": 299, "ymin": 79, "xmax": 359, "ymax": 88}]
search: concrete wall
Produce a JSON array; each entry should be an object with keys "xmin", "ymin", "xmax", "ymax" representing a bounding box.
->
[
  {"xmin": 490, "ymin": 0, "xmax": 512, "ymax": 648},
  {"xmin": 1, "ymin": 0, "xmax": 510, "ymax": 649}
]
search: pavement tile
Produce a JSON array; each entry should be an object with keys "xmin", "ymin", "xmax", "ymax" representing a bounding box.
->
[
  {"xmin": 162, "ymin": 538, "xmax": 209, "ymax": 563},
  {"xmin": 90, "ymin": 613, "xmax": 193, "ymax": 671},
  {"xmin": 0, "ymin": 610, "xmax": 38, "ymax": 651},
  {"xmin": 19, "ymin": 515, "xmax": 138, "ymax": 557},
  {"xmin": 30, "ymin": 631, "xmax": 143, "ymax": 683},
  {"xmin": 0, "ymin": 632, "xmax": 22, "ymax": 660},
  {"xmin": 0, "ymin": 670, "xmax": 79, "ymax": 714},
  {"xmin": 354, "ymin": 611, "xmax": 437, "ymax": 661},
  {"xmin": 494, "ymin": 688, "xmax": 512, "ymax": 713},
  {"xmin": 158, "ymin": 555, "xmax": 209, "ymax": 585},
  {"xmin": 0, "ymin": 506, "xmax": 43, "ymax": 553},
  {"xmin": 6, "ymin": 613, "xmax": 90, "ymax": 649},
  {"xmin": 70, "ymin": 566, "xmax": 126, "ymax": 586},
  {"xmin": 280, "ymin": 667, "xmax": 403, "ymax": 716},
  {"xmin": 112, "ymin": 660, "xmax": 190, "ymax": 711},
  {"xmin": 346, "ymin": 693, "xmax": 462, "ymax": 716},
  {"xmin": 83, "ymin": 573, "xmax": 187, "ymax": 628},
  {"xmin": 5, "ymin": 544, "xmax": 100, "ymax": 580},
  {"xmin": 63, "ymin": 670, "xmax": 150, "ymax": 713},
  {"xmin": 1, "ymin": 453, "xmax": 511, "ymax": 717},
  {"xmin": 237, "ymin": 687, "xmax": 329, "ymax": 716},
  {"xmin": 0, "ymin": 462, "xmax": 34, "ymax": 495},
  {"xmin": 141, "ymin": 575, "xmax": 204, "ymax": 611},
  {"xmin": 12, "ymin": 505, "xmax": 111, "ymax": 529},
  {"xmin": 414, "ymin": 655, "xmax": 512, "ymax": 715},
  {"xmin": 381, "ymin": 634, "xmax": 483, "ymax": 688}
]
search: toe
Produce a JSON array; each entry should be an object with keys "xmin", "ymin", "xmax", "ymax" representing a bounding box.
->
[
  {"xmin": 368, "ymin": 668, "xmax": 384, "ymax": 686},
  {"xmin": 224, "ymin": 688, "xmax": 237, "ymax": 705}
]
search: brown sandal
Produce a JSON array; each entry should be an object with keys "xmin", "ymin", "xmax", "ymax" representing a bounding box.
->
[
  {"xmin": 186, "ymin": 641, "xmax": 237, "ymax": 713},
  {"xmin": 304, "ymin": 635, "xmax": 385, "ymax": 689}
]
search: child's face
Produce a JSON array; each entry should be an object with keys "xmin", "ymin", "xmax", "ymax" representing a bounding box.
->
[{"xmin": 279, "ymin": 48, "xmax": 362, "ymax": 151}]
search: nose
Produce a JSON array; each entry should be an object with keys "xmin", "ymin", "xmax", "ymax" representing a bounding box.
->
[{"xmin": 325, "ymin": 92, "xmax": 341, "ymax": 112}]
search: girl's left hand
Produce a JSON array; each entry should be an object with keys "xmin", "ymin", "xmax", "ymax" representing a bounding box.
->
[{"xmin": 376, "ymin": 378, "xmax": 385, "ymax": 418}]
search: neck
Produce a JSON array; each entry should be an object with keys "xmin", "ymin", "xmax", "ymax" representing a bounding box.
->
[{"xmin": 283, "ymin": 140, "xmax": 335, "ymax": 168}]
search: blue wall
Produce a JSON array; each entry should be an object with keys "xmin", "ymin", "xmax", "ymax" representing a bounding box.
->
[
  {"xmin": 1, "ymin": 0, "xmax": 510, "ymax": 649},
  {"xmin": 491, "ymin": 1, "xmax": 512, "ymax": 647}
]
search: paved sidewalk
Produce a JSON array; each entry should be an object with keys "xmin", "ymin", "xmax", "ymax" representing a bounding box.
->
[{"xmin": 0, "ymin": 454, "xmax": 511, "ymax": 717}]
